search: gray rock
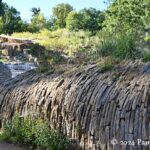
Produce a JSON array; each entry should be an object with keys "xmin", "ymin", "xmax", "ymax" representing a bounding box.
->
[
  {"xmin": 0, "ymin": 61, "xmax": 150, "ymax": 149},
  {"xmin": 0, "ymin": 62, "xmax": 11, "ymax": 84}
]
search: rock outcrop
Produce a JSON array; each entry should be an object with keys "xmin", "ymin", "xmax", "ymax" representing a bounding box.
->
[
  {"xmin": 0, "ymin": 61, "xmax": 150, "ymax": 150},
  {"xmin": 0, "ymin": 62, "xmax": 11, "ymax": 84},
  {"xmin": 0, "ymin": 35, "xmax": 37, "ymax": 61}
]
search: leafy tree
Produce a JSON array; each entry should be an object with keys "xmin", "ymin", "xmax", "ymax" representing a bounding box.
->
[
  {"xmin": 79, "ymin": 8, "xmax": 105, "ymax": 34},
  {"xmin": 103, "ymin": 0, "xmax": 150, "ymax": 34},
  {"xmin": 2, "ymin": 3, "xmax": 25, "ymax": 34},
  {"xmin": 0, "ymin": 0, "xmax": 4, "ymax": 16},
  {"xmin": 29, "ymin": 12, "xmax": 46, "ymax": 32},
  {"xmin": 46, "ymin": 16, "xmax": 56, "ymax": 30},
  {"xmin": 52, "ymin": 3, "xmax": 73, "ymax": 28},
  {"xmin": 31, "ymin": 7, "xmax": 41, "ymax": 16},
  {"xmin": 0, "ymin": 1, "xmax": 28, "ymax": 34},
  {"xmin": 66, "ymin": 11, "xmax": 84, "ymax": 31}
]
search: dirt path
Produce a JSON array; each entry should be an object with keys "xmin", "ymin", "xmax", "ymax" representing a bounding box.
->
[{"xmin": 0, "ymin": 142, "xmax": 25, "ymax": 150}]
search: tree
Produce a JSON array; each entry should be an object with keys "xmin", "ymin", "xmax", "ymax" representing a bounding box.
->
[
  {"xmin": 46, "ymin": 16, "xmax": 56, "ymax": 30},
  {"xmin": 0, "ymin": 1, "xmax": 28, "ymax": 34},
  {"xmin": 103, "ymin": 0, "xmax": 150, "ymax": 34},
  {"xmin": 29, "ymin": 12, "xmax": 46, "ymax": 32},
  {"xmin": 31, "ymin": 7, "xmax": 41, "ymax": 16},
  {"xmin": 2, "ymin": 4, "xmax": 24, "ymax": 34},
  {"xmin": 52, "ymin": 3, "xmax": 73, "ymax": 28},
  {"xmin": 0, "ymin": 0, "xmax": 4, "ymax": 16},
  {"xmin": 79, "ymin": 8, "xmax": 105, "ymax": 33},
  {"xmin": 66, "ymin": 11, "xmax": 84, "ymax": 31}
]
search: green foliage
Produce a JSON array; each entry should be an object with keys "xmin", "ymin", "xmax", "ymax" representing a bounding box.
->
[
  {"xmin": 79, "ymin": 8, "xmax": 105, "ymax": 34},
  {"xmin": 96, "ymin": 32, "xmax": 116, "ymax": 57},
  {"xmin": 143, "ymin": 52, "xmax": 150, "ymax": 62},
  {"xmin": 97, "ymin": 57, "xmax": 115, "ymax": 72},
  {"xmin": 66, "ymin": 8, "xmax": 105, "ymax": 33},
  {"xmin": 12, "ymin": 29, "xmax": 94, "ymax": 56},
  {"xmin": 31, "ymin": 7, "xmax": 41, "ymax": 17},
  {"xmin": 29, "ymin": 13, "xmax": 46, "ymax": 32},
  {"xmin": 113, "ymin": 33, "xmax": 139, "ymax": 59},
  {"xmin": 0, "ymin": 17, "xmax": 3, "ymax": 34},
  {"xmin": 66, "ymin": 11, "xmax": 84, "ymax": 31},
  {"xmin": 145, "ymin": 35, "xmax": 150, "ymax": 42},
  {"xmin": 52, "ymin": 3, "xmax": 73, "ymax": 28},
  {"xmin": 34, "ymin": 120, "xmax": 70, "ymax": 150},
  {"xmin": 1, "ymin": 2, "xmax": 26, "ymax": 34},
  {"xmin": 0, "ymin": 0, "xmax": 4, "ymax": 16},
  {"xmin": 96, "ymin": 31, "xmax": 140, "ymax": 60},
  {"xmin": 103, "ymin": 0, "xmax": 150, "ymax": 35},
  {"xmin": 0, "ymin": 115, "xmax": 71, "ymax": 150}
]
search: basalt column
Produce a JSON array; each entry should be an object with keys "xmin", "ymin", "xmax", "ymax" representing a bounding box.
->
[{"xmin": 0, "ymin": 61, "xmax": 150, "ymax": 150}]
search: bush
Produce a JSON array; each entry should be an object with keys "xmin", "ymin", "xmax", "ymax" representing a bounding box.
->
[
  {"xmin": 114, "ymin": 33, "xmax": 140, "ymax": 59},
  {"xmin": 96, "ymin": 31, "xmax": 140, "ymax": 60},
  {"xmin": 0, "ymin": 115, "xmax": 71, "ymax": 150},
  {"xmin": 96, "ymin": 37, "xmax": 116, "ymax": 57},
  {"xmin": 143, "ymin": 52, "xmax": 150, "ymax": 62}
]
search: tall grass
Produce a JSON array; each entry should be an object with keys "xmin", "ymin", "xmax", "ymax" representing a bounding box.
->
[
  {"xmin": 96, "ymin": 31, "xmax": 140, "ymax": 60},
  {"xmin": 12, "ymin": 29, "xmax": 143, "ymax": 62},
  {"xmin": 12, "ymin": 29, "xmax": 95, "ymax": 57}
]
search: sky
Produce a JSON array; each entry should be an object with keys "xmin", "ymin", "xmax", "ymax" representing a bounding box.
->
[{"xmin": 3, "ymin": 0, "xmax": 107, "ymax": 21}]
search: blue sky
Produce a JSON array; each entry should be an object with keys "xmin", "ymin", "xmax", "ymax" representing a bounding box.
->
[{"xmin": 3, "ymin": 0, "xmax": 107, "ymax": 21}]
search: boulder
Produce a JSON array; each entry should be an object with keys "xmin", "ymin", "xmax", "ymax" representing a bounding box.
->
[{"xmin": 0, "ymin": 62, "xmax": 11, "ymax": 84}]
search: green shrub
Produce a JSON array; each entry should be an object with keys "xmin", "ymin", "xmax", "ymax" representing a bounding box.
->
[
  {"xmin": 114, "ymin": 33, "xmax": 140, "ymax": 59},
  {"xmin": 0, "ymin": 115, "xmax": 71, "ymax": 150},
  {"xmin": 96, "ymin": 31, "xmax": 140, "ymax": 60},
  {"xmin": 96, "ymin": 38, "xmax": 116, "ymax": 57},
  {"xmin": 34, "ymin": 120, "xmax": 70, "ymax": 150},
  {"xmin": 143, "ymin": 52, "xmax": 150, "ymax": 62}
]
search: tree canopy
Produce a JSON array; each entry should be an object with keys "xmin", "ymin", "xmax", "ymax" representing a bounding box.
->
[
  {"xmin": 52, "ymin": 3, "xmax": 73, "ymax": 28},
  {"xmin": 103, "ymin": 0, "xmax": 150, "ymax": 34},
  {"xmin": 0, "ymin": 2, "xmax": 25, "ymax": 34}
]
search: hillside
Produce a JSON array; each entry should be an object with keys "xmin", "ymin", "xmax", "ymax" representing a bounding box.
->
[{"xmin": 0, "ymin": 60, "xmax": 150, "ymax": 149}]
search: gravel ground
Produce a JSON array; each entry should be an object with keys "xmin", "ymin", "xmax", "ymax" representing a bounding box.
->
[{"xmin": 0, "ymin": 142, "xmax": 25, "ymax": 150}]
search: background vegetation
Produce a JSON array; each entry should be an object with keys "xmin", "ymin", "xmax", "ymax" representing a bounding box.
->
[{"xmin": 0, "ymin": 0, "xmax": 149, "ymax": 64}]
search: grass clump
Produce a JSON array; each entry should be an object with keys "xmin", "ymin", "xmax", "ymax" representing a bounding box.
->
[
  {"xmin": 96, "ymin": 31, "xmax": 140, "ymax": 60},
  {"xmin": 0, "ymin": 115, "xmax": 71, "ymax": 150},
  {"xmin": 97, "ymin": 57, "xmax": 119, "ymax": 72}
]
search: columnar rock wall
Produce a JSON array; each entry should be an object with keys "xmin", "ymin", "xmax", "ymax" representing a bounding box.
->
[
  {"xmin": 0, "ymin": 61, "xmax": 150, "ymax": 150},
  {"xmin": 0, "ymin": 62, "xmax": 11, "ymax": 84}
]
